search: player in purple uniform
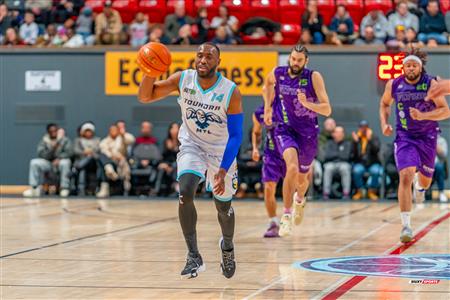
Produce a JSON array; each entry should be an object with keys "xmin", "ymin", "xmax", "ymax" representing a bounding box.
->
[
  {"xmin": 252, "ymin": 105, "xmax": 286, "ymax": 238},
  {"xmin": 263, "ymin": 45, "xmax": 332, "ymax": 236},
  {"xmin": 379, "ymin": 49, "xmax": 450, "ymax": 243}
]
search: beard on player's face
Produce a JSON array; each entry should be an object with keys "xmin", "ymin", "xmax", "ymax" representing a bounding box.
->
[
  {"xmin": 288, "ymin": 61, "xmax": 304, "ymax": 75},
  {"xmin": 404, "ymin": 68, "xmax": 421, "ymax": 81}
]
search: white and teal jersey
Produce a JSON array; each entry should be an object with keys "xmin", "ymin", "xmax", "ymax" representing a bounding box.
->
[{"xmin": 177, "ymin": 69, "xmax": 237, "ymax": 156}]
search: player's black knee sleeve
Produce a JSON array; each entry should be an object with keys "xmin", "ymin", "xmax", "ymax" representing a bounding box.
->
[{"xmin": 214, "ymin": 198, "xmax": 235, "ymax": 250}]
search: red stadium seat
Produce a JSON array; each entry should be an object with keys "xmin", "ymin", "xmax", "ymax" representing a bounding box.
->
[
  {"xmin": 167, "ymin": 0, "xmax": 195, "ymax": 17},
  {"xmin": 280, "ymin": 23, "xmax": 301, "ymax": 45},
  {"xmin": 440, "ymin": 0, "xmax": 450, "ymax": 12},
  {"xmin": 279, "ymin": 0, "xmax": 305, "ymax": 25},
  {"xmin": 317, "ymin": 0, "xmax": 336, "ymax": 25},
  {"xmin": 111, "ymin": 0, "xmax": 138, "ymax": 24},
  {"xmin": 84, "ymin": 0, "xmax": 106, "ymax": 13},
  {"xmin": 139, "ymin": 0, "xmax": 167, "ymax": 23},
  {"xmin": 194, "ymin": 0, "xmax": 221, "ymax": 20},
  {"xmin": 250, "ymin": 0, "xmax": 279, "ymax": 22},
  {"xmin": 336, "ymin": 0, "xmax": 364, "ymax": 25},
  {"xmin": 363, "ymin": 0, "xmax": 393, "ymax": 15},
  {"xmin": 222, "ymin": 0, "xmax": 251, "ymax": 24}
]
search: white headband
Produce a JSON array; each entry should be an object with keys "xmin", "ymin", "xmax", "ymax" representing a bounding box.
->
[{"xmin": 403, "ymin": 55, "xmax": 422, "ymax": 66}]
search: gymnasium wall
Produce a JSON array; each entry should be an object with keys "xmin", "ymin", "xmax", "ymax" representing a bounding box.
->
[{"xmin": 1, "ymin": 47, "xmax": 449, "ymax": 185}]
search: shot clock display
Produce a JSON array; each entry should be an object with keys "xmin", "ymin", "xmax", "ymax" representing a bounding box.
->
[{"xmin": 377, "ymin": 53, "xmax": 406, "ymax": 80}]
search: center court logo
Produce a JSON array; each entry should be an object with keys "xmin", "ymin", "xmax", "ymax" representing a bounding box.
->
[
  {"xmin": 293, "ymin": 254, "xmax": 450, "ymax": 280},
  {"xmin": 186, "ymin": 107, "xmax": 222, "ymax": 129}
]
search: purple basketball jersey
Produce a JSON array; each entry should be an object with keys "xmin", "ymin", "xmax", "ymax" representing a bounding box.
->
[{"xmin": 272, "ymin": 66, "xmax": 320, "ymax": 136}]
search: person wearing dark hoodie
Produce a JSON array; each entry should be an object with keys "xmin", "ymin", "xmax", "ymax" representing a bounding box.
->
[
  {"xmin": 418, "ymin": 0, "xmax": 448, "ymax": 46},
  {"xmin": 23, "ymin": 123, "xmax": 72, "ymax": 197},
  {"xmin": 329, "ymin": 5, "xmax": 356, "ymax": 44}
]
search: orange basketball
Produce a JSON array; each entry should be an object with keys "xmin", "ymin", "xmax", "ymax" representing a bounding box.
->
[{"xmin": 137, "ymin": 42, "xmax": 172, "ymax": 78}]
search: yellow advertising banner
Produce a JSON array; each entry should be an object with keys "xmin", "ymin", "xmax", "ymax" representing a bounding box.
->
[{"xmin": 105, "ymin": 51, "xmax": 278, "ymax": 96}]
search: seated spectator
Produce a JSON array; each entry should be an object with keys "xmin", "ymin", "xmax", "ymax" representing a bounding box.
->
[
  {"xmin": 351, "ymin": 120, "xmax": 382, "ymax": 200},
  {"xmin": 98, "ymin": 124, "xmax": 134, "ymax": 197},
  {"xmin": 26, "ymin": 0, "xmax": 51, "ymax": 26},
  {"xmin": 155, "ymin": 122, "xmax": 180, "ymax": 196},
  {"xmin": 195, "ymin": 7, "xmax": 210, "ymax": 44},
  {"xmin": 211, "ymin": 5, "xmax": 239, "ymax": 37},
  {"xmin": 299, "ymin": 28, "xmax": 313, "ymax": 45},
  {"xmin": 0, "ymin": 4, "xmax": 12, "ymax": 43},
  {"xmin": 418, "ymin": 0, "xmax": 448, "ymax": 46},
  {"xmin": 76, "ymin": 6, "xmax": 94, "ymax": 45},
  {"xmin": 95, "ymin": 0, "xmax": 124, "ymax": 45},
  {"xmin": 301, "ymin": 0, "xmax": 325, "ymax": 44},
  {"xmin": 240, "ymin": 17, "xmax": 283, "ymax": 44},
  {"xmin": 3, "ymin": 27, "xmax": 24, "ymax": 46},
  {"xmin": 20, "ymin": 10, "xmax": 39, "ymax": 45},
  {"xmin": 73, "ymin": 122, "xmax": 101, "ymax": 196},
  {"xmin": 354, "ymin": 25, "xmax": 385, "ymax": 45},
  {"xmin": 36, "ymin": 23, "xmax": 60, "ymax": 46},
  {"xmin": 135, "ymin": 121, "xmax": 157, "ymax": 145},
  {"xmin": 318, "ymin": 117, "xmax": 336, "ymax": 162},
  {"xmin": 173, "ymin": 24, "xmax": 196, "ymax": 45},
  {"xmin": 210, "ymin": 25, "xmax": 236, "ymax": 45},
  {"xmin": 360, "ymin": 10, "xmax": 389, "ymax": 42},
  {"xmin": 148, "ymin": 24, "xmax": 170, "ymax": 44},
  {"xmin": 116, "ymin": 120, "xmax": 136, "ymax": 153},
  {"xmin": 387, "ymin": 1, "xmax": 419, "ymax": 39},
  {"xmin": 164, "ymin": 2, "xmax": 194, "ymax": 43},
  {"xmin": 325, "ymin": 31, "xmax": 343, "ymax": 45},
  {"xmin": 50, "ymin": 0, "xmax": 75, "ymax": 24},
  {"xmin": 63, "ymin": 27, "xmax": 85, "ymax": 47},
  {"xmin": 23, "ymin": 123, "xmax": 72, "ymax": 198},
  {"xmin": 434, "ymin": 134, "xmax": 448, "ymax": 202},
  {"xmin": 329, "ymin": 5, "xmax": 356, "ymax": 44},
  {"xmin": 405, "ymin": 27, "xmax": 424, "ymax": 47},
  {"xmin": 322, "ymin": 126, "xmax": 352, "ymax": 200},
  {"xmin": 129, "ymin": 12, "xmax": 148, "ymax": 47},
  {"xmin": 386, "ymin": 25, "xmax": 424, "ymax": 49},
  {"xmin": 25, "ymin": 0, "xmax": 52, "ymax": 10}
]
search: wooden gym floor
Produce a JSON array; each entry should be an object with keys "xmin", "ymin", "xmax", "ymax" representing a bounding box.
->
[{"xmin": 1, "ymin": 197, "xmax": 449, "ymax": 299}]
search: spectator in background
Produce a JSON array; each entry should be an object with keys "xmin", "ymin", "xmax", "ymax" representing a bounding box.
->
[
  {"xmin": 73, "ymin": 122, "xmax": 101, "ymax": 196},
  {"xmin": 446, "ymin": 11, "xmax": 450, "ymax": 35},
  {"xmin": 155, "ymin": 122, "xmax": 180, "ymax": 195},
  {"xmin": 98, "ymin": 124, "xmax": 134, "ymax": 197},
  {"xmin": 211, "ymin": 5, "xmax": 239, "ymax": 37},
  {"xmin": 76, "ymin": 6, "xmax": 94, "ymax": 45},
  {"xmin": 386, "ymin": 25, "xmax": 424, "ymax": 49},
  {"xmin": 50, "ymin": 0, "xmax": 75, "ymax": 24},
  {"xmin": 317, "ymin": 117, "xmax": 336, "ymax": 162},
  {"xmin": 360, "ymin": 9, "xmax": 389, "ymax": 42},
  {"xmin": 351, "ymin": 120, "xmax": 382, "ymax": 201},
  {"xmin": 299, "ymin": 28, "xmax": 313, "ymax": 45},
  {"xmin": 20, "ymin": 11, "xmax": 39, "ymax": 45},
  {"xmin": 0, "ymin": 4, "xmax": 12, "ymax": 43},
  {"xmin": 135, "ymin": 121, "xmax": 157, "ymax": 145},
  {"xmin": 95, "ymin": 0, "xmax": 124, "ymax": 45},
  {"xmin": 25, "ymin": 0, "xmax": 51, "ymax": 25},
  {"xmin": 211, "ymin": 25, "xmax": 236, "ymax": 45},
  {"xmin": 116, "ymin": 120, "xmax": 136, "ymax": 150},
  {"xmin": 418, "ymin": 0, "xmax": 448, "ymax": 45},
  {"xmin": 302, "ymin": 0, "xmax": 325, "ymax": 44},
  {"xmin": 148, "ymin": 24, "xmax": 170, "ymax": 44},
  {"xmin": 129, "ymin": 12, "xmax": 148, "ymax": 47},
  {"xmin": 329, "ymin": 5, "xmax": 356, "ymax": 44},
  {"xmin": 387, "ymin": 1, "xmax": 419, "ymax": 38},
  {"xmin": 3, "ymin": 27, "xmax": 23, "ymax": 46},
  {"xmin": 322, "ymin": 126, "xmax": 352, "ymax": 200},
  {"xmin": 405, "ymin": 27, "xmax": 424, "ymax": 47},
  {"xmin": 36, "ymin": 23, "xmax": 57, "ymax": 46},
  {"xmin": 23, "ymin": 123, "xmax": 72, "ymax": 198},
  {"xmin": 195, "ymin": 7, "xmax": 210, "ymax": 44},
  {"xmin": 434, "ymin": 134, "xmax": 448, "ymax": 202},
  {"xmin": 164, "ymin": 2, "xmax": 194, "ymax": 43},
  {"xmin": 173, "ymin": 24, "xmax": 196, "ymax": 45},
  {"xmin": 63, "ymin": 27, "xmax": 85, "ymax": 47},
  {"xmin": 240, "ymin": 17, "xmax": 283, "ymax": 44},
  {"xmin": 354, "ymin": 25, "xmax": 385, "ymax": 45}
]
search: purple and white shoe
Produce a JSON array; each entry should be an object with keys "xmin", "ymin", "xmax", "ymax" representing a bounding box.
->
[{"xmin": 263, "ymin": 222, "xmax": 280, "ymax": 238}]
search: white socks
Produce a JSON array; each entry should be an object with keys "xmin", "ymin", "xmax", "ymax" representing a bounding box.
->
[
  {"xmin": 401, "ymin": 212, "xmax": 411, "ymax": 228},
  {"xmin": 270, "ymin": 217, "xmax": 279, "ymax": 225}
]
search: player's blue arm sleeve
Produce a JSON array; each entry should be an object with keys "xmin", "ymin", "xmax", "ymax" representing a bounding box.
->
[{"xmin": 220, "ymin": 113, "xmax": 244, "ymax": 171}]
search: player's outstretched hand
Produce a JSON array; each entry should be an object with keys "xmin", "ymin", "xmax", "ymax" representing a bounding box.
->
[
  {"xmin": 214, "ymin": 169, "xmax": 226, "ymax": 196},
  {"xmin": 425, "ymin": 80, "xmax": 450, "ymax": 101},
  {"xmin": 409, "ymin": 107, "xmax": 423, "ymax": 120},
  {"xmin": 382, "ymin": 124, "xmax": 393, "ymax": 136},
  {"xmin": 252, "ymin": 148, "xmax": 260, "ymax": 162}
]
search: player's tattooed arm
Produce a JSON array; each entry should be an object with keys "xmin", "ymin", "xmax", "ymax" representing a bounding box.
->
[
  {"xmin": 379, "ymin": 79, "xmax": 394, "ymax": 136},
  {"xmin": 411, "ymin": 80, "xmax": 450, "ymax": 121},
  {"xmin": 303, "ymin": 71, "xmax": 332, "ymax": 117},
  {"xmin": 262, "ymin": 68, "xmax": 276, "ymax": 126},
  {"xmin": 251, "ymin": 114, "xmax": 262, "ymax": 162},
  {"xmin": 138, "ymin": 71, "xmax": 182, "ymax": 103}
]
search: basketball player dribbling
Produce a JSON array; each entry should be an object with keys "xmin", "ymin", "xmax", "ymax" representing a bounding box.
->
[
  {"xmin": 137, "ymin": 43, "xmax": 243, "ymax": 279},
  {"xmin": 379, "ymin": 49, "xmax": 450, "ymax": 243},
  {"xmin": 263, "ymin": 45, "xmax": 332, "ymax": 236}
]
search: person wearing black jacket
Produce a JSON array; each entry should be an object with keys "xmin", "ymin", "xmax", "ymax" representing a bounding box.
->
[
  {"xmin": 322, "ymin": 126, "xmax": 352, "ymax": 199},
  {"xmin": 351, "ymin": 120, "xmax": 382, "ymax": 200}
]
